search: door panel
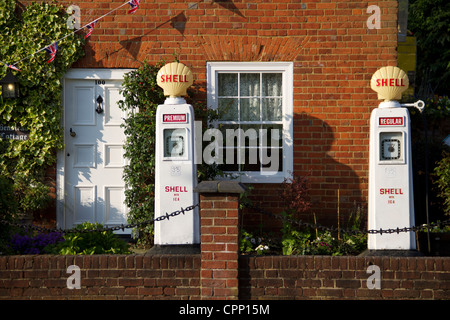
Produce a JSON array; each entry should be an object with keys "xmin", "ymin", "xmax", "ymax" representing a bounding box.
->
[{"xmin": 64, "ymin": 78, "xmax": 128, "ymax": 232}]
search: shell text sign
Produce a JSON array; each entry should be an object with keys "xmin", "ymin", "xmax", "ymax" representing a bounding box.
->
[
  {"xmin": 157, "ymin": 62, "xmax": 194, "ymax": 97},
  {"xmin": 370, "ymin": 66, "xmax": 409, "ymax": 101}
]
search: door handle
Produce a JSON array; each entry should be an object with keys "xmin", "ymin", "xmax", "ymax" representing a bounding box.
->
[
  {"xmin": 70, "ymin": 128, "xmax": 76, "ymax": 137},
  {"xmin": 96, "ymin": 95, "xmax": 104, "ymax": 114}
]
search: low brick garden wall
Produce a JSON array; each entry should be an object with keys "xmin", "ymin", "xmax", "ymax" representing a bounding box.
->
[
  {"xmin": 239, "ymin": 255, "xmax": 449, "ymax": 299},
  {"xmin": 0, "ymin": 182, "xmax": 449, "ymax": 300},
  {"xmin": 0, "ymin": 254, "xmax": 448, "ymax": 300}
]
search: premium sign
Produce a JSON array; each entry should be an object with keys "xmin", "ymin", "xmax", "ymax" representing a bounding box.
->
[
  {"xmin": 163, "ymin": 114, "xmax": 187, "ymax": 123},
  {"xmin": 379, "ymin": 117, "xmax": 404, "ymax": 126}
]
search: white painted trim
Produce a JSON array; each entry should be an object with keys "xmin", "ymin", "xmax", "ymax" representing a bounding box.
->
[
  {"xmin": 64, "ymin": 68, "xmax": 135, "ymax": 80},
  {"xmin": 206, "ymin": 62, "xmax": 294, "ymax": 183}
]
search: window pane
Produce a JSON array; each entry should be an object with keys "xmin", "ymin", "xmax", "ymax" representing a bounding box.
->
[
  {"xmin": 262, "ymin": 98, "xmax": 282, "ymax": 121},
  {"xmin": 219, "ymin": 147, "xmax": 239, "ymax": 171},
  {"xmin": 261, "ymin": 148, "xmax": 283, "ymax": 172},
  {"xmin": 219, "ymin": 123, "xmax": 239, "ymax": 148},
  {"xmin": 242, "ymin": 148, "xmax": 260, "ymax": 171},
  {"xmin": 240, "ymin": 124, "xmax": 259, "ymax": 148},
  {"xmin": 218, "ymin": 73, "xmax": 238, "ymax": 96},
  {"xmin": 240, "ymin": 73, "xmax": 260, "ymax": 96},
  {"xmin": 261, "ymin": 124, "xmax": 283, "ymax": 147},
  {"xmin": 218, "ymin": 98, "xmax": 238, "ymax": 121},
  {"xmin": 262, "ymin": 73, "xmax": 282, "ymax": 96},
  {"xmin": 240, "ymin": 98, "xmax": 260, "ymax": 121}
]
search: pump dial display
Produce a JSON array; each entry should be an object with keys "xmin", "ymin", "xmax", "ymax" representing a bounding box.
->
[
  {"xmin": 164, "ymin": 129, "xmax": 186, "ymax": 158},
  {"xmin": 380, "ymin": 132, "xmax": 402, "ymax": 161}
]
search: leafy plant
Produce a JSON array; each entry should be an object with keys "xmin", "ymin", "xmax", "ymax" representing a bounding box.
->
[
  {"xmin": 239, "ymin": 229, "xmax": 271, "ymax": 255},
  {"xmin": 117, "ymin": 61, "xmax": 165, "ymax": 245},
  {"xmin": 434, "ymin": 151, "xmax": 450, "ymax": 216},
  {"xmin": 0, "ymin": 1, "xmax": 85, "ymax": 217},
  {"xmin": 408, "ymin": 0, "xmax": 450, "ymax": 96},
  {"xmin": 280, "ymin": 172, "xmax": 311, "ymax": 216},
  {"xmin": 46, "ymin": 222, "xmax": 130, "ymax": 255}
]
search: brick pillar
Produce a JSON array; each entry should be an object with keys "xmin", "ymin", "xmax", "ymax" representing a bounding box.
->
[{"xmin": 194, "ymin": 181, "xmax": 246, "ymax": 300}]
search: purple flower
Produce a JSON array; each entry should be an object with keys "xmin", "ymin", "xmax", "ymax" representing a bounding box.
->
[{"xmin": 9, "ymin": 231, "xmax": 64, "ymax": 254}]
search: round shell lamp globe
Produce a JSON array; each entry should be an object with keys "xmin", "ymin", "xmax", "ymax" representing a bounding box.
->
[
  {"xmin": 370, "ymin": 66, "xmax": 409, "ymax": 102},
  {"xmin": 157, "ymin": 62, "xmax": 194, "ymax": 98}
]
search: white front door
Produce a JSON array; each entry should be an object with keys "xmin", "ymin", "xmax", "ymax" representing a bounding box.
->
[{"xmin": 58, "ymin": 69, "xmax": 133, "ymax": 233}]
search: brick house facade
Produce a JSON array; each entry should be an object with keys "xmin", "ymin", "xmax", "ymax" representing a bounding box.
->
[{"xmin": 23, "ymin": 0, "xmax": 400, "ymax": 231}]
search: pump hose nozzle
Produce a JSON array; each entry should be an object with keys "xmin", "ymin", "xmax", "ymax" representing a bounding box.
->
[{"xmin": 401, "ymin": 100, "xmax": 425, "ymax": 113}]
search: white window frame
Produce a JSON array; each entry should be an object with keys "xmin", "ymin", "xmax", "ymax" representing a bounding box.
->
[{"xmin": 207, "ymin": 62, "xmax": 294, "ymax": 183}]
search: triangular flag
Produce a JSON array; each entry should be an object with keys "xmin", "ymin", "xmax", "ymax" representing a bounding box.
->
[
  {"xmin": 44, "ymin": 42, "xmax": 58, "ymax": 63},
  {"xmin": 128, "ymin": 0, "xmax": 140, "ymax": 14}
]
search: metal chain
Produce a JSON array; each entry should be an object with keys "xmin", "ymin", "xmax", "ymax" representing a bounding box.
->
[
  {"xmin": 0, "ymin": 204, "xmax": 199, "ymax": 234},
  {"xmin": 244, "ymin": 202, "xmax": 450, "ymax": 235},
  {"xmin": 2, "ymin": 202, "xmax": 449, "ymax": 236}
]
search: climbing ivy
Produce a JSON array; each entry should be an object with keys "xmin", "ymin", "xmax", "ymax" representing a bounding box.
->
[
  {"xmin": 118, "ymin": 61, "xmax": 165, "ymax": 245},
  {"xmin": 0, "ymin": 0, "xmax": 85, "ymax": 216}
]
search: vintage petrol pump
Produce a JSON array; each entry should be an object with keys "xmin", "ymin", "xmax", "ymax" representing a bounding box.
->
[
  {"xmin": 368, "ymin": 66, "xmax": 424, "ymax": 251},
  {"xmin": 154, "ymin": 62, "xmax": 200, "ymax": 246}
]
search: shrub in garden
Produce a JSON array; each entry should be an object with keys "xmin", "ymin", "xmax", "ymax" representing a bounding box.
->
[
  {"xmin": 45, "ymin": 222, "xmax": 130, "ymax": 255},
  {"xmin": 277, "ymin": 173, "xmax": 367, "ymax": 256},
  {"xmin": 434, "ymin": 151, "xmax": 450, "ymax": 217}
]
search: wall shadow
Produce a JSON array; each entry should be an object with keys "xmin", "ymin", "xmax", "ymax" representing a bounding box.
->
[{"xmin": 293, "ymin": 112, "xmax": 364, "ymax": 227}]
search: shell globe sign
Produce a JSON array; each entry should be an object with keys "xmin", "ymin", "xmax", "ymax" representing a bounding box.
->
[
  {"xmin": 157, "ymin": 62, "xmax": 194, "ymax": 98},
  {"xmin": 370, "ymin": 66, "xmax": 409, "ymax": 101}
]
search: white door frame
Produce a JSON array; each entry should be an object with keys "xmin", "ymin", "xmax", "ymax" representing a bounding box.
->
[{"xmin": 57, "ymin": 68, "xmax": 134, "ymax": 229}]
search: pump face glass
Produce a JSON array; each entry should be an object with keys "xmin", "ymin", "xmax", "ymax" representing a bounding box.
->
[
  {"xmin": 164, "ymin": 129, "xmax": 186, "ymax": 158},
  {"xmin": 380, "ymin": 132, "xmax": 402, "ymax": 161}
]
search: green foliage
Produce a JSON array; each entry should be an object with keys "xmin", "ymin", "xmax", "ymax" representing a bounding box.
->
[
  {"xmin": 0, "ymin": 174, "xmax": 17, "ymax": 254},
  {"xmin": 0, "ymin": 174, "xmax": 16, "ymax": 219},
  {"xmin": 117, "ymin": 61, "xmax": 165, "ymax": 245},
  {"xmin": 239, "ymin": 229, "xmax": 272, "ymax": 255},
  {"xmin": 434, "ymin": 152, "xmax": 450, "ymax": 216},
  {"xmin": 408, "ymin": 0, "xmax": 450, "ymax": 95},
  {"xmin": 280, "ymin": 210, "xmax": 367, "ymax": 256},
  {"xmin": 0, "ymin": 2, "xmax": 85, "ymax": 215},
  {"xmin": 45, "ymin": 222, "xmax": 130, "ymax": 255},
  {"xmin": 277, "ymin": 175, "xmax": 367, "ymax": 256}
]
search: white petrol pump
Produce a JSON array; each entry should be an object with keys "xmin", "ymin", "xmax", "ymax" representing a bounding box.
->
[
  {"xmin": 368, "ymin": 66, "xmax": 424, "ymax": 251},
  {"xmin": 154, "ymin": 62, "xmax": 200, "ymax": 246}
]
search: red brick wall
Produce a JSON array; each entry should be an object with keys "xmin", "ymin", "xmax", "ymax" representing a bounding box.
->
[
  {"xmin": 239, "ymin": 256, "xmax": 450, "ymax": 299},
  {"xmin": 1, "ymin": 254, "xmax": 448, "ymax": 300},
  {"xmin": 0, "ymin": 255, "xmax": 201, "ymax": 299},
  {"xmin": 19, "ymin": 0, "xmax": 399, "ymax": 228},
  {"xmin": 200, "ymin": 193, "xmax": 240, "ymax": 300}
]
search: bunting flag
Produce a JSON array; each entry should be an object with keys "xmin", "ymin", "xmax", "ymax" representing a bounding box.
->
[
  {"xmin": 4, "ymin": 1, "xmax": 140, "ymax": 69},
  {"xmin": 44, "ymin": 42, "xmax": 58, "ymax": 63},
  {"xmin": 128, "ymin": 0, "xmax": 140, "ymax": 14},
  {"xmin": 84, "ymin": 20, "xmax": 98, "ymax": 39},
  {"xmin": 7, "ymin": 64, "xmax": 21, "ymax": 72}
]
